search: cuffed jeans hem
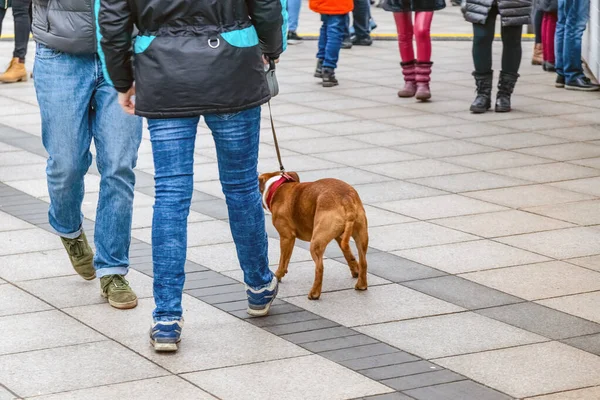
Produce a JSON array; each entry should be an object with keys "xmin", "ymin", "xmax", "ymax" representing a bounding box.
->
[
  {"xmin": 55, "ymin": 224, "xmax": 84, "ymax": 240},
  {"xmin": 245, "ymin": 270, "xmax": 274, "ymax": 290},
  {"xmin": 96, "ymin": 266, "xmax": 129, "ymax": 278},
  {"xmin": 153, "ymin": 316, "xmax": 183, "ymax": 322}
]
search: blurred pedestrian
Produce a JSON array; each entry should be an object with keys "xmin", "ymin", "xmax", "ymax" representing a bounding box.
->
[{"xmin": 0, "ymin": 0, "xmax": 32, "ymax": 83}]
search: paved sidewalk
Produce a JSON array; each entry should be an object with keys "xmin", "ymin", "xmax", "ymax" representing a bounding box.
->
[{"xmin": 1, "ymin": 39, "xmax": 600, "ymax": 400}]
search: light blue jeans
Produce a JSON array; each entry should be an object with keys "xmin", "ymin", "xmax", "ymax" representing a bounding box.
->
[
  {"xmin": 148, "ymin": 107, "xmax": 273, "ymax": 321},
  {"xmin": 555, "ymin": 0, "xmax": 589, "ymax": 82},
  {"xmin": 287, "ymin": 0, "xmax": 302, "ymax": 32},
  {"xmin": 34, "ymin": 43, "xmax": 143, "ymax": 278}
]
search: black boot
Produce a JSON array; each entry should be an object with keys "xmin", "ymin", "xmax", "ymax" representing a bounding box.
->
[
  {"xmin": 495, "ymin": 71, "xmax": 519, "ymax": 113},
  {"xmin": 314, "ymin": 59, "xmax": 324, "ymax": 78},
  {"xmin": 322, "ymin": 67, "xmax": 339, "ymax": 87},
  {"xmin": 470, "ymin": 72, "xmax": 493, "ymax": 114}
]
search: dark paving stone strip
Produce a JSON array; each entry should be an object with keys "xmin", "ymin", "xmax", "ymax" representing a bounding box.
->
[
  {"xmin": 561, "ymin": 333, "xmax": 600, "ymax": 356},
  {"xmin": 478, "ymin": 302, "xmax": 600, "ymax": 340},
  {"xmin": 0, "ymin": 135, "xmax": 519, "ymax": 399},
  {"xmin": 401, "ymin": 275, "xmax": 524, "ymax": 310},
  {"xmin": 404, "ymin": 380, "xmax": 514, "ymax": 400},
  {"xmin": 381, "ymin": 370, "xmax": 467, "ymax": 392}
]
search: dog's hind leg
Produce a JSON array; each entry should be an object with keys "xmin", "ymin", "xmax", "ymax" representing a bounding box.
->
[
  {"xmin": 353, "ymin": 215, "xmax": 369, "ymax": 291},
  {"xmin": 335, "ymin": 220, "xmax": 359, "ymax": 278},
  {"xmin": 308, "ymin": 238, "xmax": 326, "ymax": 300},
  {"xmin": 275, "ymin": 235, "xmax": 295, "ymax": 281}
]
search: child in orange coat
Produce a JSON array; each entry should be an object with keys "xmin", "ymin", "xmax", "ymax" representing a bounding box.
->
[{"xmin": 310, "ymin": 0, "xmax": 353, "ymax": 87}]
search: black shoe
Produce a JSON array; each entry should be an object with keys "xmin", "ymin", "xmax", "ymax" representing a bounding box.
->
[
  {"xmin": 314, "ymin": 59, "xmax": 324, "ymax": 78},
  {"xmin": 565, "ymin": 75, "xmax": 600, "ymax": 91},
  {"xmin": 495, "ymin": 71, "xmax": 519, "ymax": 113},
  {"xmin": 322, "ymin": 67, "xmax": 339, "ymax": 87},
  {"xmin": 287, "ymin": 31, "xmax": 303, "ymax": 42},
  {"xmin": 341, "ymin": 37, "xmax": 353, "ymax": 49},
  {"xmin": 352, "ymin": 36, "xmax": 373, "ymax": 46},
  {"xmin": 470, "ymin": 72, "xmax": 493, "ymax": 114},
  {"xmin": 543, "ymin": 62, "xmax": 556, "ymax": 72},
  {"xmin": 555, "ymin": 74, "xmax": 565, "ymax": 88}
]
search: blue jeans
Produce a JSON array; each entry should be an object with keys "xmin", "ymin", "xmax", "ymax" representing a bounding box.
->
[
  {"xmin": 148, "ymin": 107, "xmax": 273, "ymax": 321},
  {"xmin": 347, "ymin": 0, "xmax": 371, "ymax": 40},
  {"xmin": 317, "ymin": 14, "xmax": 346, "ymax": 69},
  {"xmin": 555, "ymin": 0, "xmax": 589, "ymax": 82},
  {"xmin": 34, "ymin": 43, "xmax": 142, "ymax": 278},
  {"xmin": 287, "ymin": 0, "xmax": 302, "ymax": 32}
]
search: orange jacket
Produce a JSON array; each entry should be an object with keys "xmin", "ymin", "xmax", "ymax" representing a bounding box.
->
[{"xmin": 309, "ymin": 0, "xmax": 353, "ymax": 15}]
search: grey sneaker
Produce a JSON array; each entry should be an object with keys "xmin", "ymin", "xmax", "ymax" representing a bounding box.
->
[
  {"xmin": 100, "ymin": 275, "xmax": 138, "ymax": 309},
  {"xmin": 61, "ymin": 232, "xmax": 96, "ymax": 280}
]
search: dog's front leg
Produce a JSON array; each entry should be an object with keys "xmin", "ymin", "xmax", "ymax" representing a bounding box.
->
[{"xmin": 275, "ymin": 236, "xmax": 295, "ymax": 281}]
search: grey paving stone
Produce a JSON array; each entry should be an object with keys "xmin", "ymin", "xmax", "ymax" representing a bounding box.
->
[
  {"xmin": 404, "ymin": 380, "xmax": 513, "ymax": 400},
  {"xmin": 301, "ymin": 334, "xmax": 379, "ymax": 353},
  {"xmin": 361, "ymin": 360, "xmax": 443, "ymax": 381},
  {"xmin": 213, "ymin": 299, "xmax": 249, "ymax": 312},
  {"xmin": 562, "ymin": 333, "xmax": 600, "ymax": 356},
  {"xmin": 185, "ymin": 283, "xmax": 244, "ymax": 297},
  {"xmin": 184, "ymin": 270, "xmax": 228, "ymax": 281},
  {"xmin": 381, "ymin": 370, "xmax": 466, "ymax": 391},
  {"xmin": 195, "ymin": 290, "xmax": 248, "ymax": 304},
  {"xmin": 246, "ymin": 310, "xmax": 322, "ymax": 327},
  {"xmin": 183, "ymin": 276, "xmax": 239, "ymax": 290},
  {"xmin": 341, "ymin": 352, "xmax": 420, "ymax": 371},
  {"xmin": 362, "ymin": 393, "xmax": 414, "ymax": 400},
  {"xmin": 231, "ymin": 303, "xmax": 304, "ymax": 320},
  {"xmin": 477, "ymin": 302, "xmax": 600, "ymax": 340},
  {"xmin": 402, "ymin": 276, "xmax": 524, "ymax": 310},
  {"xmin": 129, "ymin": 255, "xmax": 152, "ymax": 265},
  {"xmin": 265, "ymin": 319, "xmax": 339, "ymax": 335},
  {"xmin": 320, "ymin": 343, "xmax": 403, "ymax": 363},
  {"xmin": 184, "ymin": 260, "xmax": 209, "ymax": 273},
  {"xmin": 190, "ymin": 199, "xmax": 229, "ymax": 220},
  {"xmin": 281, "ymin": 326, "xmax": 358, "ymax": 344},
  {"xmin": 341, "ymin": 252, "xmax": 447, "ymax": 283}
]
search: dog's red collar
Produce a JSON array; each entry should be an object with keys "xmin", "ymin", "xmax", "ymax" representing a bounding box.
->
[{"xmin": 263, "ymin": 173, "xmax": 295, "ymax": 211}]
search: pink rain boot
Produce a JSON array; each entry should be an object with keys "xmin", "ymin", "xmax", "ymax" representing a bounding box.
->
[
  {"xmin": 397, "ymin": 60, "xmax": 417, "ymax": 98},
  {"xmin": 415, "ymin": 61, "xmax": 433, "ymax": 101}
]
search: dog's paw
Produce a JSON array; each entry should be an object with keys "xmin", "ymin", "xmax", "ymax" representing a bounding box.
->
[
  {"xmin": 308, "ymin": 292, "xmax": 321, "ymax": 300},
  {"xmin": 355, "ymin": 283, "xmax": 368, "ymax": 291},
  {"xmin": 351, "ymin": 271, "xmax": 359, "ymax": 279}
]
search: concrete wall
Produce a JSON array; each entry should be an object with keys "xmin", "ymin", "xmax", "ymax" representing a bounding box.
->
[{"xmin": 583, "ymin": 0, "xmax": 600, "ymax": 80}]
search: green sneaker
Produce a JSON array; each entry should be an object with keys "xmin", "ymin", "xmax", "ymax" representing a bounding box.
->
[
  {"xmin": 61, "ymin": 232, "xmax": 96, "ymax": 280},
  {"xmin": 100, "ymin": 275, "xmax": 138, "ymax": 309}
]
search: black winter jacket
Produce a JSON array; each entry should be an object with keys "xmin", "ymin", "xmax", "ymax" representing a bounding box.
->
[
  {"xmin": 99, "ymin": 0, "xmax": 285, "ymax": 118},
  {"xmin": 462, "ymin": 0, "xmax": 532, "ymax": 26},
  {"xmin": 32, "ymin": 0, "xmax": 97, "ymax": 55},
  {"xmin": 534, "ymin": 0, "xmax": 557, "ymax": 12},
  {"xmin": 383, "ymin": 0, "xmax": 445, "ymax": 12}
]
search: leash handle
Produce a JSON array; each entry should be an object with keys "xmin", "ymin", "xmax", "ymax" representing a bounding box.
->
[{"xmin": 267, "ymin": 101, "xmax": 285, "ymax": 173}]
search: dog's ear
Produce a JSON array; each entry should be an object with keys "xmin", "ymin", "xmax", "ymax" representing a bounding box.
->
[
  {"xmin": 258, "ymin": 174, "xmax": 268, "ymax": 194},
  {"xmin": 288, "ymin": 171, "xmax": 300, "ymax": 183}
]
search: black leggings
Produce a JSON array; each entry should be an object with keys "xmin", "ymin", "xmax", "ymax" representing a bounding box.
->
[
  {"xmin": 0, "ymin": 0, "xmax": 32, "ymax": 61},
  {"xmin": 533, "ymin": 7, "xmax": 543, "ymax": 44},
  {"xmin": 472, "ymin": 5, "xmax": 522, "ymax": 74}
]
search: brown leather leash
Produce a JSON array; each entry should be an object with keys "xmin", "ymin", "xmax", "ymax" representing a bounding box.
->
[
  {"xmin": 265, "ymin": 57, "xmax": 287, "ymax": 175},
  {"xmin": 267, "ymin": 101, "xmax": 286, "ymax": 174}
]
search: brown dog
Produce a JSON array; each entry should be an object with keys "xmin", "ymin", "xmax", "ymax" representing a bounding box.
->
[{"xmin": 259, "ymin": 171, "xmax": 369, "ymax": 300}]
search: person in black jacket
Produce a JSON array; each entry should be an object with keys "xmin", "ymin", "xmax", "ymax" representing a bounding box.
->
[
  {"xmin": 99, "ymin": 0, "xmax": 286, "ymax": 352},
  {"xmin": 462, "ymin": 0, "xmax": 532, "ymax": 113}
]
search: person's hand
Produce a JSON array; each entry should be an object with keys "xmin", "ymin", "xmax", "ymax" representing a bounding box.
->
[
  {"xmin": 118, "ymin": 85, "xmax": 136, "ymax": 115},
  {"xmin": 262, "ymin": 55, "xmax": 280, "ymax": 65}
]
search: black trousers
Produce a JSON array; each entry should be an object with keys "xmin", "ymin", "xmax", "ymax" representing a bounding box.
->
[
  {"xmin": 533, "ymin": 7, "xmax": 543, "ymax": 44},
  {"xmin": 0, "ymin": 0, "xmax": 32, "ymax": 61},
  {"xmin": 472, "ymin": 5, "xmax": 523, "ymax": 74}
]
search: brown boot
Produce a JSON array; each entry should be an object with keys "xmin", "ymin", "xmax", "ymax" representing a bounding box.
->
[
  {"xmin": 0, "ymin": 58, "xmax": 28, "ymax": 83},
  {"xmin": 397, "ymin": 60, "xmax": 417, "ymax": 98},
  {"xmin": 532, "ymin": 43, "xmax": 543, "ymax": 66},
  {"xmin": 415, "ymin": 61, "xmax": 433, "ymax": 101}
]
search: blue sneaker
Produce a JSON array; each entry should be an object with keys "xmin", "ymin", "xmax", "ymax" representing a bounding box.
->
[
  {"xmin": 150, "ymin": 319, "xmax": 183, "ymax": 352},
  {"xmin": 246, "ymin": 276, "xmax": 279, "ymax": 317}
]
